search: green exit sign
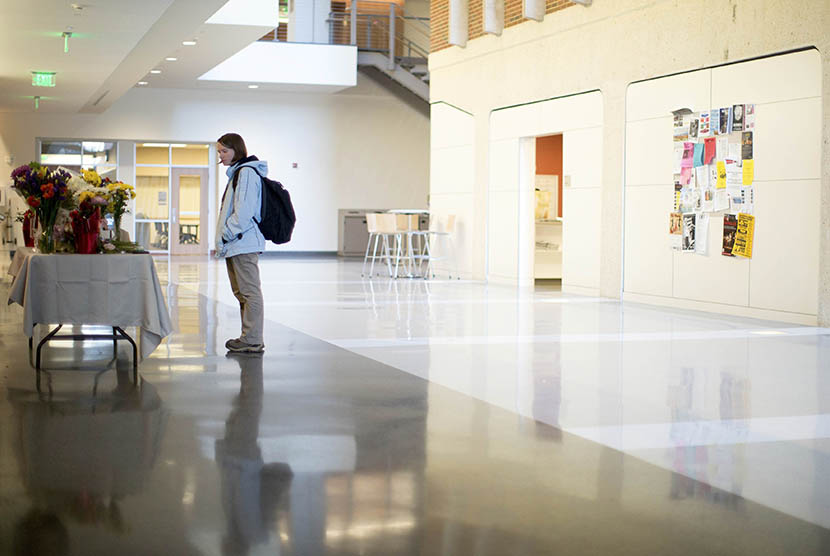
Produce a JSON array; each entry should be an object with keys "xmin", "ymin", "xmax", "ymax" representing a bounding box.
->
[{"xmin": 32, "ymin": 72, "xmax": 56, "ymax": 87}]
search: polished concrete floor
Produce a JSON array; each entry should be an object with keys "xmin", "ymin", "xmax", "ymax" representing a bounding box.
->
[{"xmin": 1, "ymin": 254, "xmax": 828, "ymax": 555}]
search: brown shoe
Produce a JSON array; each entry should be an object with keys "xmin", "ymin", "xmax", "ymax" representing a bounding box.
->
[{"xmin": 226, "ymin": 339, "xmax": 264, "ymax": 353}]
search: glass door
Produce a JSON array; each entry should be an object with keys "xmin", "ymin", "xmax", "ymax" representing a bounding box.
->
[{"xmin": 170, "ymin": 168, "xmax": 209, "ymax": 255}]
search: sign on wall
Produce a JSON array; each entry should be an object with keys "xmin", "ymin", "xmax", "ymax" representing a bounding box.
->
[{"xmin": 669, "ymin": 104, "xmax": 755, "ymax": 258}]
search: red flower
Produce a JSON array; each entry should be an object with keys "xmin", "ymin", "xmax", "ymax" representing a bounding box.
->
[
  {"xmin": 43, "ymin": 189, "xmax": 54, "ymax": 199},
  {"xmin": 27, "ymin": 196, "xmax": 40, "ymax": 208}
]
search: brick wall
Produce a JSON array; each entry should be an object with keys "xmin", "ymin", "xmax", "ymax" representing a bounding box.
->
[
  {"xmin": 431, "ymin": 0, "xmax": 575, "ymax": 52},
  {"xmin": 431, "ymin": 0, "xmax": 450, "ymax": 52}
]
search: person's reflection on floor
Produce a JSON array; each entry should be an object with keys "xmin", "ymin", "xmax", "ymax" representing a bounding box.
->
[{"xmin": 216, "ymin": 353, "xmax": 293, "ymax": 556}]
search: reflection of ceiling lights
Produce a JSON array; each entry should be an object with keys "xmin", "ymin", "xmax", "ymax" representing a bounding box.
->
[
  {"xmin": 137, "ymin": 81, "xmax": 148, "ymax": 86},
  {"xmin": 165, "ymin": 57, "xmax": 177, "ymax": 61},
  {"xmin": 182, "ymin": 40, "xmax": 197, "ymax": 46},
  {"xmin": 150, "ymin": 69, "xmax": 161, "ymax": 74},
  {"xmin": 248, "ymin": 84, "xmax": 259, "ymax": 89}
]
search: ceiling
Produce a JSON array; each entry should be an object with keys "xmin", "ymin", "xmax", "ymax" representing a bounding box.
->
[{"xmin": 0, "ymin": 0, "xmax": 275, "ymax": 114}]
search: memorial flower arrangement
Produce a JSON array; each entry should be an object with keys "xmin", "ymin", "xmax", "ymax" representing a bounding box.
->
[
  {"xmin": 10, "ymin": 163, "xmax": 72, "ymax": 253},
  {"xmin": 69, "ymin": 191, "xmax": 108, "ymax": 253},
  {"xmin": 106, "ymin": 181, "xmax": 136, "ymax": 237}
]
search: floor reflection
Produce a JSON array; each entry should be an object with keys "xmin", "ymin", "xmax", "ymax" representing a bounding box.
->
[
  {"xmin": 8, "ymin": 371, "xmax": 167, "ymax": 554},
  {"xmin": 216, "ymin": 353, "xmax": 292, "ymax": 555}
]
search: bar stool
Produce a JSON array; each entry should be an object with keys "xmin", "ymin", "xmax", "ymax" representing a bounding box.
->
[
  {"xmin": 413, "ymin": 214, "xmax": 459, "ymax": 279},
  {"xmin": 362, "ymin": 213, "xmax": 401, "ymax": 278},
  {"xmin": 395, "ymin": 214, "xmax": 420, "ymax": 277}
]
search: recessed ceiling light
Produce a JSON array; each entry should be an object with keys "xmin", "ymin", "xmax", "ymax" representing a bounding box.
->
[
  {"xmin": 248, "ymin": 84, "xmax": 259, "ymax": 89},
  {"xmin": 137, "ymin": 81, "xmax": 148, "ymax": 86},
  {"xmin": 150, "ymin": 69, "xmax": 161, "ymax": 74},
  {"xmin": 165, "ymin": 57, "xmax": 177, "ymax": 61},
  {"xmin": 182, "ymin": 40, "xmax": 197, "ymax": 46}
]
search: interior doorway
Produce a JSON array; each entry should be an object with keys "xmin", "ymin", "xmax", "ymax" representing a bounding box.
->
[
  {"xmin": 170, "ymin": 168, "xmax": 209, "ymax": 255},
  {"xmin": 533, "ymin": 134, "xmax": 563, "ymax": 290}
]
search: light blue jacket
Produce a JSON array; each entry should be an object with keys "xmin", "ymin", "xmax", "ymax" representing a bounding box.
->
[{"xmin": 215, "ymin": 158, "xmax": 267, "ymax": 258}]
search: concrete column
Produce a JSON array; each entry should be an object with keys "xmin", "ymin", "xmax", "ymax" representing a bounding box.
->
[
  {"xmin": 484, "ymin": 0, "xmax": 504, "ymax": 35},
  {"xmin": 449, "ymin": 0, "xmax": 468, "ymax": 48},
  {"xmin": 599, "ymin": 81, "xmax": 626, "ymax": 299}
]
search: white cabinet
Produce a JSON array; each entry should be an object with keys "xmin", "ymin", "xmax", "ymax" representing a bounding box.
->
[{"xmin": 535, "ymin": 219, "xmax": 562, "ymax": 279}]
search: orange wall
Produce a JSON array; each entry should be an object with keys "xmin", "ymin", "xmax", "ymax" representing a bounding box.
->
[{"xmin": 536, "ymin": 134, "xmax": 563, "ymax": 217}]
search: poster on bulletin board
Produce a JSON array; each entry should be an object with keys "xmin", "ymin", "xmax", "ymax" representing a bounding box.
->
[{"xmin": 669, "ymin": 104, "xmax": 756, "ymax": 258}]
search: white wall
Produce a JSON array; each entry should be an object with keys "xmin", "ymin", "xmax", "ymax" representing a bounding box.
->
[
  {"xmin": 428, "ymin": 0, "xmax": 830, "ymax": 325},
  {"xmin": 624, "ymin": 50, "xmax": 821, "ymax": 324},
  {"xmin": 486, "ymin": 91, "xmax": 603, "ymax": 292},
  {"xmin": 0, "ymin": 74, "xmax": 429, "ymax": 252},
  {"xmin": 429, "ymin": 102, "xmax": 475, "ymax": 277}
]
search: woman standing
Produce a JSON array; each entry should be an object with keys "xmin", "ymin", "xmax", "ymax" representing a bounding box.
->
[{"xmin": 216, "ymin": 133, "xmax": 267, "ymax": 353}]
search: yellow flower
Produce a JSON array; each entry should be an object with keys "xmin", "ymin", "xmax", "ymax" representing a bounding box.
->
[
  {"xmin": 82, "ymin": 169, "xmax": 102, "ymax": 186},
  {"xmin": 79, "ymin": 190, "xmax": 95, "ymax": 203}
]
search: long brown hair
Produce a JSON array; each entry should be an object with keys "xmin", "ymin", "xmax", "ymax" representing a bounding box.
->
[{"xmin": 217, "ymin": 133, "xmax": 247, "ymax": 163}]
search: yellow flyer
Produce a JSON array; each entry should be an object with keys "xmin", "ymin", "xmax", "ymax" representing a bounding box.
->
[
  {"xmin": 732, "ymin": 213, "xmax": 755, "ymax": 258},
  {"xmin": 742, "ymin": 159, "xmax": 754, "ymax": 185},
  {"xmin": 716, "ymin": 161, "xmax": 727, "ymax": 189}
]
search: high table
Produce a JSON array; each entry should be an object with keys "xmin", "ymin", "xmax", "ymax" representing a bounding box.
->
[{"xmin": 7, "ymin": 251, "xmax": 173, "ymax": 386}]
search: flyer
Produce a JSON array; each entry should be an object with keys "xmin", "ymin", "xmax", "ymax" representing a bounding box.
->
[
  {"xmin": 726, "ymin": 161, "xmax": 742, "ymax": 186},
  {"xmin": 693, "ymin": 143, "xmax": 705, "ymax": 167},
  {"xmin": 689, "ymin": 117, "xmax": 699, "ymax": 139},
  {"xmin": 681, "ymin": 142, "xmax": 695, "ymax": 168},
  {"xmin": 716, "ymin": 137, "xmax": 729, "ymax": 161},
  {"xmin": 741, "ymin": 131, "xmax": 753, "ymax": 160},
  {"xmin": 731, "ymin": 104, "xmax": 745, "ymax": 132},
  {"xmin": 715, "ymin": 189, "xmax": 730, "ymax": 212},
  {"xmin": 670, "ymin": 211, "xmax": 682, "ymax": 250},
  {"xmin": 702, "ymin": 188, "xmax": 715, "ymax": 212},
  {"xmin": 696, "ymin": 213, "xmax": 710, "ymax": 255},
  {"xmin": 695, "ymin": 166, "xmax": 708, "ymax": 189},
  {"xmin": 674, "ymin": 179, "xmax": 682, "ymax": 211},
  {"xmin": 699, "ymin": 111, "xmax": 711, "ymax": 135},
  {"xmin": 716, "ymin": 161, "xmax": 727, "ymax": 189},
  {"xmin": 742, "ymin": 159, "xmax": 754, "ymax": 185},
  {"xmin": 745, "ymin": 104, "xmax": 755, "ymax": 130},
  {"xmin": 682, "ymin": 213, "xmax": 696, "ymax": 252},
  {"xmin": 719, "ymin": 107, "xmax": 731, "ymax": 135},
  {"xmin": 673, "ymin": 143, "xmax": 684, "ymax": 173},
  {"xmin": 673, "ymin": 113, "xmax": 690, "ymax": 141},
  {"xmin": 704, "ymin": 136, "xmax": 717, "ymax": 164},
  {"xmin": 732, "ymin": 213, "xmax": 755, "ymax": 258},
  {"xmin": 727, "ymin": 143, "xmax": 742, "ymax": 165},
  {"xmin": 681, "ymin": 166, "xmax": 693, "ymax": 186},
  {"xmin": 722, "ymin": 214, "xmax": 738, "ymax": 256}
]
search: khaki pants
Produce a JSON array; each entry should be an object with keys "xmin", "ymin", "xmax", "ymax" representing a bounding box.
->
[{"xmin": 226, "ymin": 253, "xmax": 264, "ymax": 345}]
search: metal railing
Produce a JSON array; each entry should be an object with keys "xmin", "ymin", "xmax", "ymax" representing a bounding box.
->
[
  {"xmin": 257, "ymin": 1, "xmax": 430, "ymax": 72},
  {"xmin": 327, "ymin": 3, "xmax": 430, "ymax": 69}
]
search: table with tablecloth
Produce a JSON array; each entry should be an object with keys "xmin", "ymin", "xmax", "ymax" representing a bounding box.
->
[{"xmin": 7, "ymin": 252, "xmax": 172, "ymax": 360}]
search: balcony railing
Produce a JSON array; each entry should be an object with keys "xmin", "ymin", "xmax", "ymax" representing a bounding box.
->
[{"xmin": 259, "ymin": 1, "xmax": 430, "ymax": 70}]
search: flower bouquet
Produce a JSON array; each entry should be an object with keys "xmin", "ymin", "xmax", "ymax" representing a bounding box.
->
[
  {"xmin": 69, "ymin": 191, "xmax": 108, "ymax": 254},
  {"xmin": 17, "ymin": 210, "xmax": 37, "ymax": 248},
  {"xmin": 105, "ymin": 181, "xmax": 136, "ymax": 239},
  {"xmin": 10, "ymin": 163, "xmax": 72, "ymax": 253}
]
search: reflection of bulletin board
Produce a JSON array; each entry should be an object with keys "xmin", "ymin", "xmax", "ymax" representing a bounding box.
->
[{"xmin": 670, "ymin": 104, "xmax": 755, "ymax": 258}]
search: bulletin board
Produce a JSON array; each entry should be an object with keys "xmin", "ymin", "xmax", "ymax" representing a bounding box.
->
[{"xmin": 669, "ymin": 104, "xmax": 755, "ymax": 258}]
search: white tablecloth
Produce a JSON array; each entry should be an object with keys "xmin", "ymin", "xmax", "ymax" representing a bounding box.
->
[
  {"xmin": 7, "ymin": 247, "xmax": 34, "ymax": 279},
  {"xmin": 7, "ymin": 253, "xmax": 173, "ymax": 359}
]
